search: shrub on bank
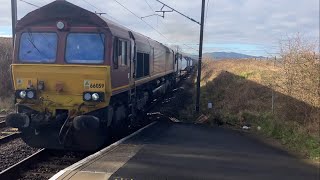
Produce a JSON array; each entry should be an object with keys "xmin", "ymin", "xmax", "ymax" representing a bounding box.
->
[
  {"xmin": 197, "ymin": 36, "xmax": 319, "ymax": 158},
  {"xmin": 0, "ymin": 38, "xmax": 13, "ymax": 111}
]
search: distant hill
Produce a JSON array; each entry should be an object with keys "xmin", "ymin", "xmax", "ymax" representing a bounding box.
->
[
  {"xmin": 0, "ymin": 37, "xmax": 12, "ymax": 42},
  {"xmin": 184, "ymin": 52, "xmax": 264, "ymax": 60},
  {"xmin": 203, "ymin": 52, "xmax": 263, "ymax": 59}
]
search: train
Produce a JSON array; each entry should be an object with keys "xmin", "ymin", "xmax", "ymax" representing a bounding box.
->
[{"xmin": 5, "ymin": 1, "xmax": 194, "ymax": 151}]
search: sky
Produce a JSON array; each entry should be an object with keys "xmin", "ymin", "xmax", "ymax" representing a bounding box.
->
[{"xmin": 0, "ymin": 0, "xmax": 319, "ymax": 56}]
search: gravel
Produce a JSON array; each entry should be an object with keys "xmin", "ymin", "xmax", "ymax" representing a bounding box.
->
[
  {"xmin": 19, "ymin": 151, "xmax": 88, "ymax": 180},
  {"xmin": 0, "ymin": 138, "xmax": 39, "ymax": 172},
  {"xmin": 151, "ymin": 74, "xmax": 195, "ymax": 122},
  {"xmin": 0, "ymin": 73, "xmax": 195, "ymax": 178}
]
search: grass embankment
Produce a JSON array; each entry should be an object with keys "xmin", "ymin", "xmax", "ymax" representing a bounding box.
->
[
  {"xmin": 185, "ymin": 59, "xmax": 319, "ymax": 160},
  {"xmin": 0, "ymin": 37, "xmax": 13, "ymax": 113}
]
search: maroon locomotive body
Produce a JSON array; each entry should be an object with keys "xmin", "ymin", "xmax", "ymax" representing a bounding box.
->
[{"xmin": 6, "ymin": 1, "xmax": 192, "ymax": 150}]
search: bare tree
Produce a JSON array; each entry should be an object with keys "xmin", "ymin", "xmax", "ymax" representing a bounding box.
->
[
  {"xmin": 0, "ymin": 38, "xmax": 13, "ymax": 97},
  {"xmin": 278, "ymin": 33, "xmax": 319, "ymax": 130}
]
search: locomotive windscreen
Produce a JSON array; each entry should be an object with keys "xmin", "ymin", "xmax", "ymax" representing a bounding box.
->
[
  {"xmin": 19, "ymin": 32, "xmax": 58, "ymax": 63},
  {"xmin": 66, "ymin": 33, "xmax": 105, "ymax": 64}
]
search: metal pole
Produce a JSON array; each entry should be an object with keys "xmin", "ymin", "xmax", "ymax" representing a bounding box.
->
[
  {"xmin": 11, "ymin": 0, "xmax": 17, "ymax": 47},
  {"xmin": 195, "ymin": 0, "xmax": 205, "ymax": 113},
  {"xmin": 271, "ymin": 86, "xmax": 274, "ymax": 114}
]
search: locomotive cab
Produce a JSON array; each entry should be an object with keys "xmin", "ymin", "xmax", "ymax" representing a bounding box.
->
[{"xmin": 6, "ymin": 1, "xmax": 117, "ymax": 150}]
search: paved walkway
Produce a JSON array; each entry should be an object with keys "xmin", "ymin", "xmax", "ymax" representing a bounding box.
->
[{"xmin": 54, "ymin": 121, "xmax": 319, "ymax": 180}]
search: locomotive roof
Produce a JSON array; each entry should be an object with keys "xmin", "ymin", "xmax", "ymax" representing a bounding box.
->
[{"xmin": 17, "ymin": 0, "xmax": 173, "ymax": 53}]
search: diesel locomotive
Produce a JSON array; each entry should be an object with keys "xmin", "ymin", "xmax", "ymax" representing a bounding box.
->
[{"xmin": 5, "ymin": 1, "xmax": 193, "ymax": 151}]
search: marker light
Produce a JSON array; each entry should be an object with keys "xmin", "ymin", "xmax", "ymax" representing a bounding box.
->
[
  {"xmin": 56, "ymin": 21, "xmax": 65, "ymax": 30},
  {"xmin": 38, "ymin": 81, "xmax": 44, "ymax": 90},
  {"xmin": 27, "ymin": 91, "xmax": 35, "ymax": 99},
  {"xmin": 84, "ymin": 93, "xmax": 92, "ymax": 101},
  {"xmin": 19, "ymin": 91, "xmax": 27, "ymax": 99},
  {"xmin": 92, "ymin": 93, "xmax": 100, "ymax": 101}
]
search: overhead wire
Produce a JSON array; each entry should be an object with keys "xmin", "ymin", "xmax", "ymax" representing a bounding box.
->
[
  {"xmin": 143, "ymin": 0, "xmax": 162, "ymax": 30},
  {"xmin": 113, "ymin": 0, "xmax": 198, "ymax": 52},
  {"xmin": 113, "ymin": 0, "xmax": 167, "ymax": 40},
  {"xmin": 20, "ymin": 0, "xmax": 198, "ymax": 52},
  {"xmin": 150, "ymin": 0, "xmax": 200, "ymax": 52},
  {"xmin": 77, "ymin": 0, "xmax": 125, "ymax": 27},
  {"xmin": 79, "ymin": 0, "xmax": 103, "ymax": 13},
  {"xmin": 19, "ymin": 0, "xmax": 41, "ymax": 8},
  {"xmin": 143, "ymin": 0, "xmax": 171, "ymax": 35},
  {"xmin": 23, "ymin": 0, "xmax": 268, "ymax": 56},
  {"xmin": 144, "ymin": 0, "xmax": 155, "ymax": 12}
]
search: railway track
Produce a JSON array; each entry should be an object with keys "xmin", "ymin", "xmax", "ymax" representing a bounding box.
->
[
  {"xmin": 0, "ymin": 132, "xmax": 20, "ymax": 145},
  {"xmin": 0, "ymin": 115, "xmax": 21, "ymax": 145},
  {"xmin": 0, "ymin": 74, "xmax": 192, "ymax": 179},
  {"xmin": 0, "ymin": 99, "xmax": 163, "ymax": 179},
  {"xmin": 0, "ymin": 149, "xmax": 88, "ymax": 180},
  {"xmin": 0, "ymin": 121, "xmax": 5, "ymax": 128},
  {"xmin": 0, "ymin": 116, "xmax": 5, "ymax": 128},
  {"xmin": 0, "ymin": 118, "xmax": 161, "ymax": 180},
  {"xmin": 0, "ymin": 114, "xmax": 84, "ymax": 179}
]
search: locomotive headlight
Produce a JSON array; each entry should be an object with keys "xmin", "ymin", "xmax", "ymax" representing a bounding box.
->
[
  {"xmin": 84, "ymin": 93, "xmax": 92, "ymax": 101},
  {"xmin": 56, "ymin": 21, "xmax": 65, "ymax": 30},
  {"xmin": 27, "ymin": 91, "xmax": 35, "ymax": 99},
  {"xmin": 19, "ymin": 91, "xmax": 27, "ymax": 99},
  {"xmin": 83, "ymin": 92, "xmax": 104, "ymax": 102},
  {"xmin": 92, "ymin": 93, "xmax": 100, "ymax": 101}
]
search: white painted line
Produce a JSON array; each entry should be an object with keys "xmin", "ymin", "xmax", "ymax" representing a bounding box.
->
[
  {"xmin": 50, "ymin": 121, "xmax": 158, "ymax": 180},
  {"xmin": 50, "ymin": 170, "xmax": 66, "ymax": 180}
]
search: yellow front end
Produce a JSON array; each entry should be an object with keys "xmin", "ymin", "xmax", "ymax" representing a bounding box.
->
[{"xmin": 12, "ymin": 64, "xmax": 112, "ymax": 115}]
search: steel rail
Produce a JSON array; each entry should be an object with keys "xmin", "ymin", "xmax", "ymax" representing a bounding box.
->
[
  {"xmin": 0, "ymin": 121, "xmax": 6, "ymax": 128},
  {"xmin": 0, "ymin": 115, "xmax": 6, "ymax": 128},
  {"xmin": 0, "ymin": 115, "xmax": 20, "ymax": 145},
  {"xmin": 0, "ymin": 149, "xmax": 47, "ymax": 179},
  {"xmin": 0, "ymin": 132, "xmax": 21, "ymax": 145}
]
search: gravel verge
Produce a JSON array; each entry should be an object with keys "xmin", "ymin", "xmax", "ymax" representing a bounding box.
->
[{"xmin": 0, "ymin": 139, "xmax": 39, "ymax": 172}]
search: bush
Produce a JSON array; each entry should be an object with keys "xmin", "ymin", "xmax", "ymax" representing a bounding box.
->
[
  {"xmin": 0, "ymin": 38, "xmax": 13, "ymax": 110},
  {"xmin": 277, "ymin": 33, "xmax": 320, "ymax": 135},
  {"xmin": 196, "ymin": 33, "xmax": 319, "ymax": 159},
  {"xmin": 258, "ymin": 114, "xmax": 320, "ymax": 160}
]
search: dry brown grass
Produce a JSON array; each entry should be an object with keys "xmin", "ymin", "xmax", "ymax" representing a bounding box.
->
[
  {"xmin": 198, "ymin": 55, "xmax": 319, "ymax": 159},
  {"xmin": 201, "ymin": 58, "xmax": 279, "ymax": 86},
  {"xmin": 201, "ymin": 58, "xmax": 319, "ymax": 131},
  {"xmin": 201, "ymin": 33, "xmax": 319, "ymax": 134}
]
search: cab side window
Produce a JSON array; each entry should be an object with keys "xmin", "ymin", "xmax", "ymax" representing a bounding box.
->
[
  {"xmin": 136, "ymin": 52, "xmax": 150, "ymax": 79},
  {"xmin": 113, "ymin": 38, "xmax": 128, "ymax": 69},
  {"xmin": 118, "ymin": 40, "xmax": 128, "ymax": 66}
]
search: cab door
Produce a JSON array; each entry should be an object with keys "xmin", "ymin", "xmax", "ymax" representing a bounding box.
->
[
  {"xmin": 111, "ymin": 37, "xmax": 130, "ymax": 93},
  {"xmin": 129, "ymin": 32, "xmax": 136, "ymax": 86},
  {"xmin": 128, "ymin": 39, "xmax": 136, "ymax": 85}
]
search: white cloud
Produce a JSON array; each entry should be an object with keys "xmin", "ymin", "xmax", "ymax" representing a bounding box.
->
[{"xmin": 0, "ymin": 0, "xmax": 318, "ymax": 55}]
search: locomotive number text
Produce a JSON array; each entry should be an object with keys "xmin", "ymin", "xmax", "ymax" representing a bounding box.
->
[
  {"xmin": 84, "ymin": 80, "xmax": 105, "ymax": 91},
  {"xmin": 90, "ymin": 83, "xmax": 105, "ymax": 89}
]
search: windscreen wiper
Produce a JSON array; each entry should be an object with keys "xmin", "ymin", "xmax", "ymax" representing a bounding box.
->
[
  {"xmin": 98, "ymin": 30, "xmax": 105, "ymax": 46},
  {"xmin": 27, "ymin": 31, "xmax": 50, "ymax": 61}
]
